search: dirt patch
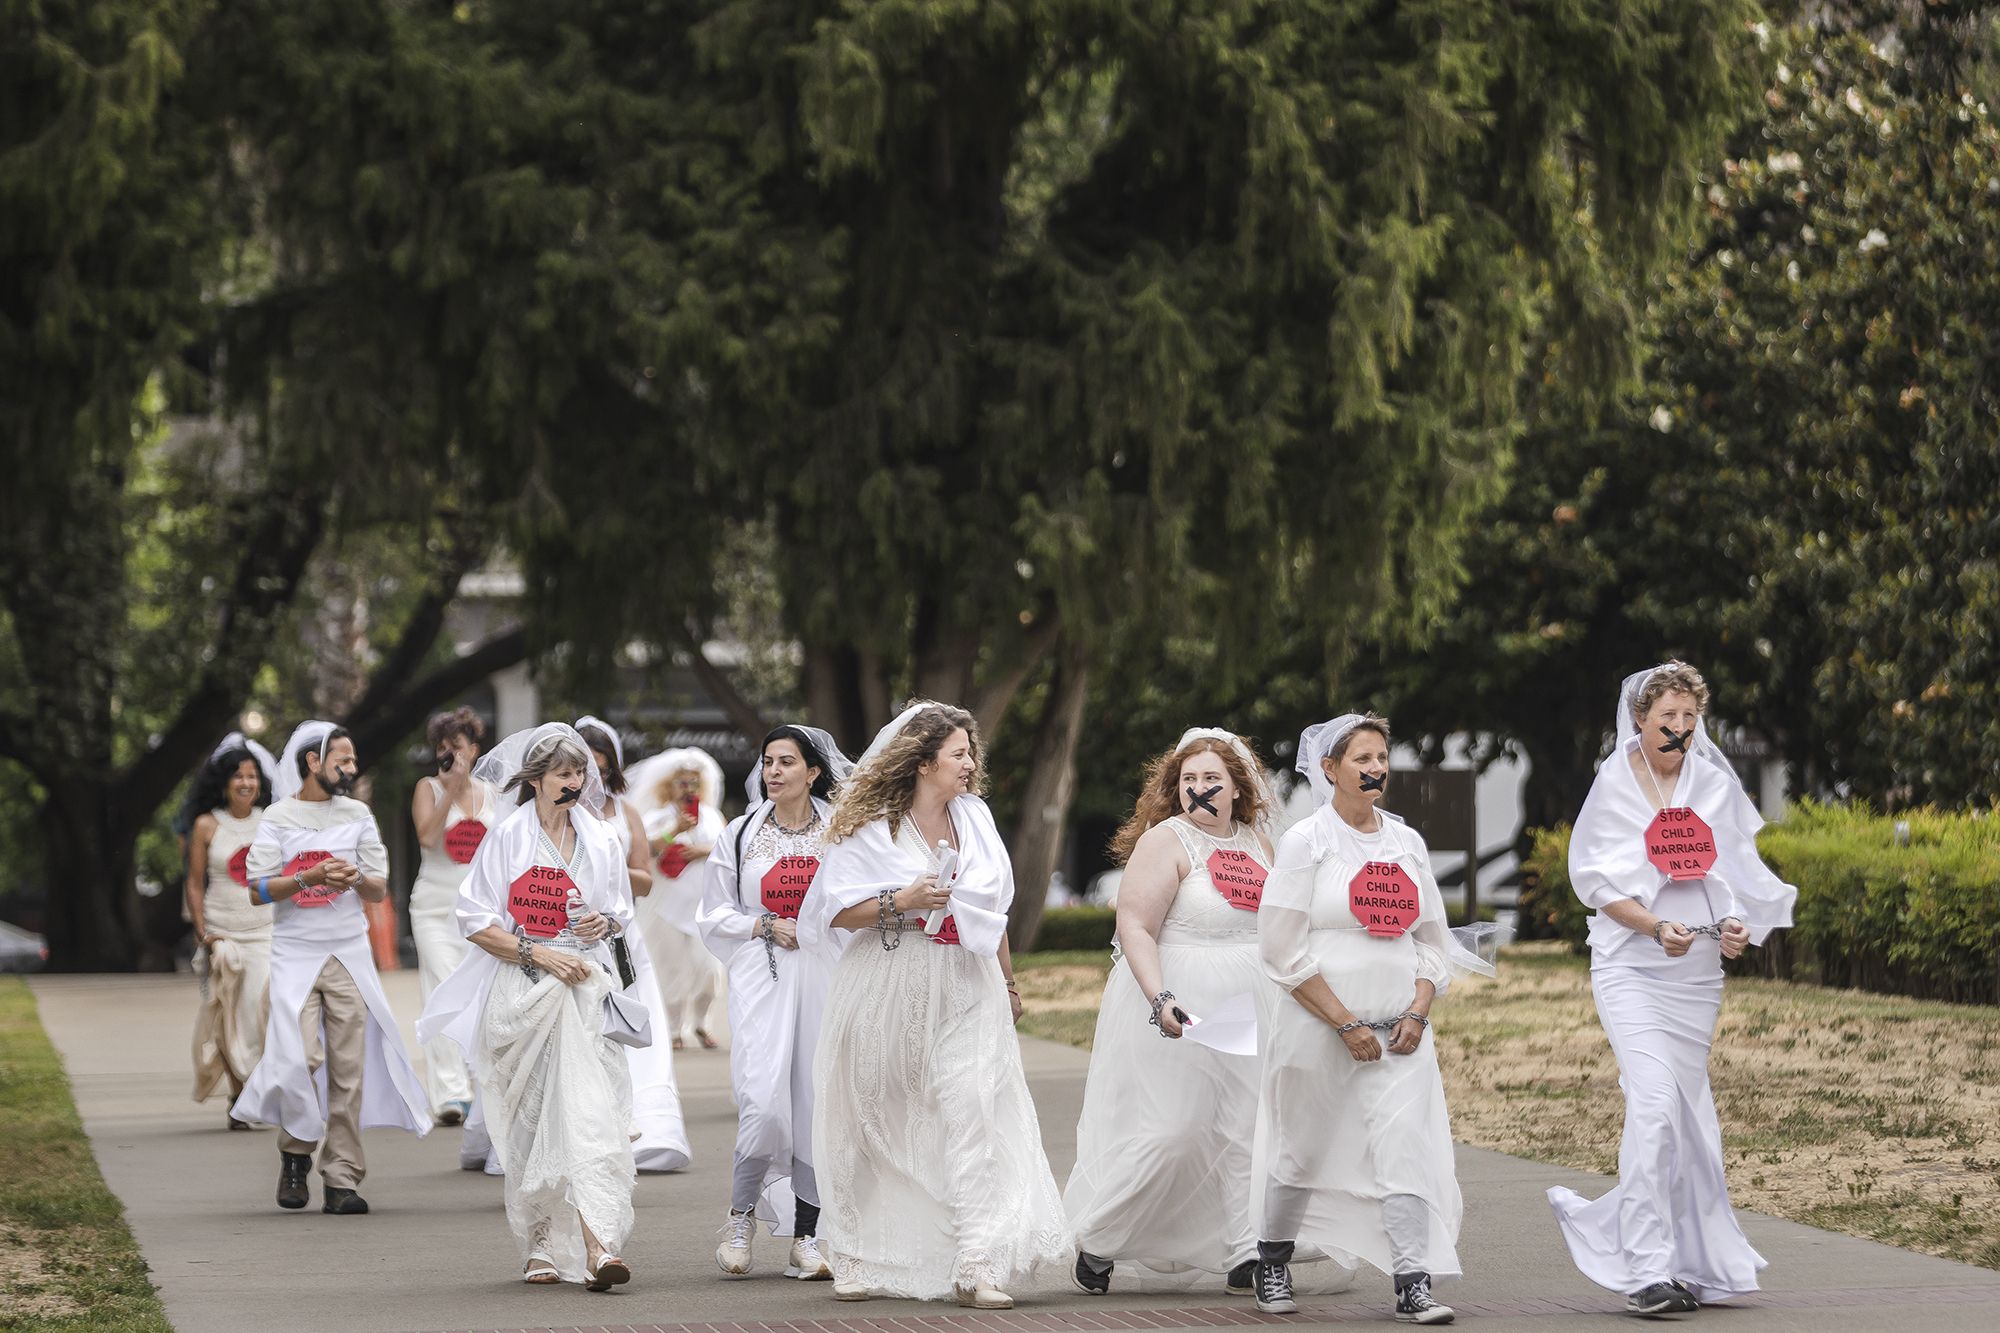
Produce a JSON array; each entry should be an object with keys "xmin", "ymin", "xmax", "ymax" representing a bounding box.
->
[
  {"xmin": 1016, "ymin": 963, "xmax": 1114, "ymax": 1010},
  {"xmin": 0, "ymin": 1231, "xmax": 85, "ymax": 1320},
  {"xmin": 1436, "ymin": 942, "xmax": 2000, "ymax": 1269}
]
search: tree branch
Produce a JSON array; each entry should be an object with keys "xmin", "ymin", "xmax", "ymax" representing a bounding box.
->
[
  {"xmin": 120, "ymin": 485, "xmax": 327, "ymax": 820},
  {"xmin": 677, "ymin": 627, "xmax": 773, "ymax": 742},
  {"xmin": 343, "ymin": 627, "xmax": 530, "ymax": 768},
  {"xmin": 340, "ymin": 518, "xmax": 487, "ymax": 732},
  {"xmin": 971, "ymin": 613, "xmax": 1063, "ymax": 739}
]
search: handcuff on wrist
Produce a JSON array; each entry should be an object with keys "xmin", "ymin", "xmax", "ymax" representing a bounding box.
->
[
  {"xmin": 1148, "ymin": 989, "xmax": 1185, "ymax": 1037},
  {"xmin": 516, "ymin": 934, "xmax": 540, "ymax": 980},
  {"xmin": 875, "ymin": 890, "xmax": 904, "ymax": 951},
  {"xmin": 1337, "ymin": 1012, "xmax": 1429, "ymax": 1036},
  {"xmin": 757, "ymin": 911, "xmax": 780, "ymax": 978}
]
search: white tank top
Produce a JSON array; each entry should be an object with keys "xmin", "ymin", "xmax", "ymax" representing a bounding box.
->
[
  {"xmin": 411, "ymin": 777, "xmax": 499, "ymax": 905},
  {"xmin": 202, "ymin": 808, "xmax": 273, "ymax": 940}
]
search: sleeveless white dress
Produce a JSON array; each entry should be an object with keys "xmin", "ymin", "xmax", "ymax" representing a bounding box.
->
[
  {"xmin": 1065, "ymin": 819, "xmax": 1276, "ymax": 1287},
  {"xmin": 638, "ymin": 801, "xmax": 728, "ymax": 1045},
  {"xmin": 605, "ymin": 796, "xmax": 693, "ymax": 1171},
  {"xmin": 191, "ymin": 808, "xmax": 273, "ymax": 1101},
  {"xmin": 409, "ymin": 776, "xmax": 498, "ymax": 1107}
]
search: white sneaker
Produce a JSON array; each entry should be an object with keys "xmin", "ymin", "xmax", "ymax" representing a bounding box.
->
[
  {"xmin": 832, "ymin": 1278, "xmax": 869, "ymax": 1301},
  {"xmin": 955, "ymin": 1281, "xmax": 1014, "ymax": 1309},
  {"xmin": 787, "ymin": 1235, "xmax": 832, "ymax": 1279},
  {"xmin": 716, "ymin": 1209, "xmax": 756, "ymax": 1274}
]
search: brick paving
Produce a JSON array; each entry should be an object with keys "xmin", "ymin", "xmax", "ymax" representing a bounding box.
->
[{"xmin": 434, "ymin": 1281, "xmax": 2000, "ymax": 1333}]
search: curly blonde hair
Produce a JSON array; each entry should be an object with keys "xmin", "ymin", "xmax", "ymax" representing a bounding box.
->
[
  {"xmin": 827, "ymin": 703, "xmax": 984, "ymax": 842},
  {"xmin": 1631, "ymin": 661, "xmax": 1710, "ymax": 725},
  {"xmin": 1109, "ymin": 736, "xmax": 1268, "ymax": 865}
]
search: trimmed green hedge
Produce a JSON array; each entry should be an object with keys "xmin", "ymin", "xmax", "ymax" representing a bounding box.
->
[
  {"xmin": 1031, "ymin": 906, "xmax": 1118, "ymax": 953},
  {"xmin": 1518, "ymin": 803, "xmax": 2000, "ymax": 1004}
]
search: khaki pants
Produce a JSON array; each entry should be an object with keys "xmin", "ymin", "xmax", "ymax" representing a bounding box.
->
[{"xmin": 278, "ymin": 958, "xmax": 368, "ymax": 1189}]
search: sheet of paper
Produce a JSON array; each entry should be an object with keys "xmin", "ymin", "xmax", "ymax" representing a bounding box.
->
[
  {"xmin": 1179, "ymin": 990, "xmax": 1258, "ymax": 1056},
  {"xmin": 925, "ymin": 844, "xmax": 959, "ymax": 933}
]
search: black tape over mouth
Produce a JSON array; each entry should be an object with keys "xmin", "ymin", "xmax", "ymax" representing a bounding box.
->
[
  {"xmin": 1657, "ymin": 726, "xmax": 1695, "ymax": 754},
  {"xmin": 323, "ymin": 772, "xmax": 357, "ymax": 796},
  {"xmin": 1358, "ymin": 771, "xmax": 1387, "ymax": 792},
  {"xmin": 555, "ymin": 785, "xmax": 583, "ymax": 806},
  {"xmin": 1185, "ymin": 784, "xmax": 1225, "ymax": 816}
]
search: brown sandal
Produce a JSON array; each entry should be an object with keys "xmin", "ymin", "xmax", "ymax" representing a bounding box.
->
[{"xmin": 586, "ymin": 1254, "xmax": 632, "ymax": 1291}]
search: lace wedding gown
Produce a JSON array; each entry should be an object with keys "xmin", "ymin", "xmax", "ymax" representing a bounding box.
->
[{"xmin": 810, "ymin": 816, "xmax": 1070, "ymax": 1298}]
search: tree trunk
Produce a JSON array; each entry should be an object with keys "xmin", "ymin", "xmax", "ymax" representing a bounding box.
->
[
  {"xmin": 35, "ymin": 777, "xmax": 145, "ymax": 972},
  {"xmin": 1006, "ymin": 636, "xmax": 1089, "ymax": 952}
]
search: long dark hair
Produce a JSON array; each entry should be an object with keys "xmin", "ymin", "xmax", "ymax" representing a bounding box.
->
[
  {"xmin": 577, "ymin": 722, "xmax": 628, "ymax": 794},
  {"xmin": 762, "ymin": 725, "xmax": 836, "ymax": 801},
  {"xmin": 190, "ymin": 747, "xmax": 273, "ymax": 819}
]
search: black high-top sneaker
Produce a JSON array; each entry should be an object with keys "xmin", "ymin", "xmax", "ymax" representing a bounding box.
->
[
  {"xmin": 1226, "ymin": 1259, "xmax": 1257, "ymax": 1296},
  {"xmin": 1070, "ymin": 1251, "xmax": 1111, "ymax": 1295},
  {"xmin": 1394, "ymin": 1272, "xmax": 1455, "ymax": 1324},
  {"xmin": 276, "ymin": 1151, "xmax": 311, "ymax": 1209},
  {"xmin": 1254, "ymin": 1240, "xmax": 1296, "ymax": 1314}
]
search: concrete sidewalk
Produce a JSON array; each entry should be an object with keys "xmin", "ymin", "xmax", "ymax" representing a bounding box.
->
[{"xmin": 30, "ymin": 973, "xmax": 2000, "ymax": 1332}]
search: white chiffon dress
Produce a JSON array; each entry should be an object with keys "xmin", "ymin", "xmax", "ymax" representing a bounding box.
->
[
  {"xmin": 408, "ymin": 776, "xmax": 498, "ymax": 1109},
  {"xmin": 1547, "ymin": 722, "xmax": 1794, "ymax": 1301},
  {"xmin": 416, "ymin": 802, "xmax": 639, "ymax": 1284},
  {"xmin": 802, "ymin": 799, "xmax": 1071, "ymax": 1298},
  {"xmin": 639, "ymin": 798, "xmax": 728, "ymax": 1045},
  {"xmin": 697, "ymin": 796, "xmax": 835, "ymax": 1228},
  {"xmin": 606, "ymin": 795, "xmax": 692, "ymax": 1171},
  {"xmin": 191, "ymin": 807, "xmax": 272, "ymax": 1103},
  {"xmin": 1256, "ymin": 807, "xmax": 1471, "ymax": 1285},
  {"xmin": 1065, "ymin": 818, "xmax": 1269, "ymax": 1288}
]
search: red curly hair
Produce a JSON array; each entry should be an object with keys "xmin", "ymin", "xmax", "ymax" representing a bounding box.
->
[{"xmin": 1109, "ymin": 736, "xmax": 1267, "ymax": 865}]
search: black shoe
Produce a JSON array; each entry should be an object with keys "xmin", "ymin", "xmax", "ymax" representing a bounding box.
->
[
  {"xmin": 1226, "ymin": 1259, "xmax": 1256, "ymax": 1295},
  {"xmin": 1254, "ymin": 1261, "xmax": 1296, "ymax": 1314},
  {"xmin": 1395, "ymin": 1273, "xmax": 1455, "ymax": 1324},
  {"xmin": 1070, "ymin": 1251, "xmax": 1110, "ymax": 1295},
  {"xmin": 228, "ymin": 1115, "xmax": 250, "ymax": 1131},
  {"xmin": 1626, "ymin": 1281, "xmax": 1697, "ymax": 1316},
  {"xmin": 1669, "ymin": 1280, "xmax": 1700, "ymax": 1309},
  {"xmin": 276, "ymin": 1152, "xmax": 310, "ymax": 1209},
  {"xmin": 321, "ymin": 1187, "xmax": 369, "ymax": 1215}
]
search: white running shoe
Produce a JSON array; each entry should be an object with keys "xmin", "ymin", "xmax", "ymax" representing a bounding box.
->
[
  {"xmin": 787, "ymin": 1235, "xmax": 832, "ymax": 1280},
  {"xmin": 716, "ymin": 1209, "xmax": 756, "ymax": 1275}
]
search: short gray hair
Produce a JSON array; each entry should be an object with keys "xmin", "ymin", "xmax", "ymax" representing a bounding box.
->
[{"xmin": 1631, "ymin": 661, "xmax": 1710, "ymax": 724}]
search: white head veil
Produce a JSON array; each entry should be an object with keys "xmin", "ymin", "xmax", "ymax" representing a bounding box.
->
[
  {"xmin": 473, "ymin": 722, "xmax": 605, "ymax": 813},
  {"xmin": 572, "ymin": 715, "xmax": 624, "ymax": 768},
  {"xmin": 1616, "ymin": 665, "xmax": 1735, "ymax": 785},
  {"xmin": 1294, "ymin": 714, "xmax": 1372, "ymax": 809},
  {"xmin": 854, "ymin": 701, "xmax": 935, "ymax": 774},
  {"xmin": 210, "ymin": 731, "xmax": 280, "ymax": 788},
  {"xmin": 746, "ymin": 724, "xmax": 854, "ymax": 803},
  {"xmin": 1170, "ymin": 727, "xmax": 1278, "ymax": 829},
  {"xmin": 273, "ymin": 720, "xmax": 340, "ymax": 801}
]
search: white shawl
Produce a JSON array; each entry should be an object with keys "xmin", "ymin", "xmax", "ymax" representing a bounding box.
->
[{"xmin": 799, "ymin": 795, "xmax": 1015, "ymax": 959}]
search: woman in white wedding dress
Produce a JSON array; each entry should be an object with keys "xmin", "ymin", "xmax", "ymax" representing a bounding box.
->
[
  {"xmin": 800, "ymin": 702, "xmax": 1070, "ymax": 1307},
  {"xmin": 1253, "ymin": 713, "xmax": 1493, "ymax": 1326},
  {"xmin": 1546, "ymin": 663, "xmax": 1793, "ymax": 1316},
  {"xmin": 416, "ymin": 724, "xmax": 640, "ymax": 1290},
  {"xmin": 699, "ymin": 724, "xmax": 851, "ymax": 1281},
  {"xmin": 1065, "ymin": 728, "xmax": 1276, "ymax": 1296}
]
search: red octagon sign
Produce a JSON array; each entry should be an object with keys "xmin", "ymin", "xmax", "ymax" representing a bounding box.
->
[
  {"xmin": 284, "ymin": 850, "xmax": 343, "ymax": 908},
  {"xmin": 509, "ymin": 864, "xmax": 576, "ymax": 938},
  {"xmin": 1208, "ymin": 848, "xmax": 1266, "ymax": 913},
  {"xmin": 1348, "ymin": 861, "xmax": 1420, "ymax": 938},
  {"xmin": 1645, "ymin": 807, "xmax": 1717, "ymax": 881},
  {"xmin": 444, "ymin": 819, "xmax": 489, "ymax": 865},
  {"xmin": 760, "ymin": 856, "xmax": 819, "ymax": 920}
]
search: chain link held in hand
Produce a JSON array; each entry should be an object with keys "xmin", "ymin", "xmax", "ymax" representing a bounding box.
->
[
  {"xmin": 516, "ymin": 934, "xmax": 540, "ymax": 981},
  {"xmin": 758, "ymin": 911, "xmax": 780, "ymax": 978},
  {"xmin": 1148, "ymin": 989, "xmax": 1179, "ymax": 1036},
  {"xmin": 876, "ymin": 890, "xmax": 903, "ymax": 951}
]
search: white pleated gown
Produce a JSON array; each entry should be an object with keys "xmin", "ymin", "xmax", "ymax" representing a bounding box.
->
[
  {"xmin": 806, "ymin": 803, "xmax": 1071, "ymax": 1298},
  {"xmin": 1065, "ymin": 818, "xmax": 1269, "ymax": 1288}
]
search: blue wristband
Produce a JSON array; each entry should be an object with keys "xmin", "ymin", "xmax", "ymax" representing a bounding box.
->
[{"xmin": 255, "ymin": 877, "xmax": 272, "ymax": 905}]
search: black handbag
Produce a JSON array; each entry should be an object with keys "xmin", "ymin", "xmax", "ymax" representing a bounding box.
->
[{"xmin": 610, "ymin": 934, "xmax": 636, "ymax": 989}]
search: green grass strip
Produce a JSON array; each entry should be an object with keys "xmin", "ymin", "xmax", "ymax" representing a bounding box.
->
[{"xmin": 0, "ymin": 976, "xmax": 172, "ymax": 1332}]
